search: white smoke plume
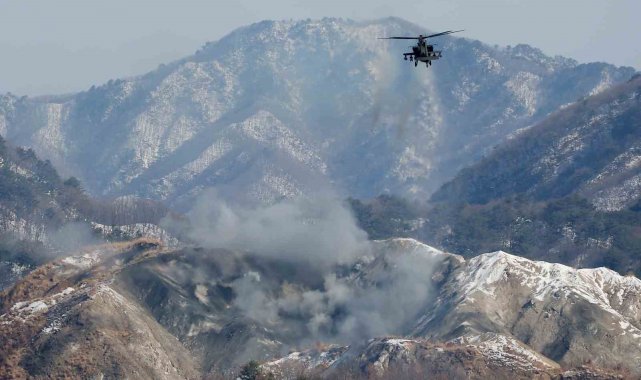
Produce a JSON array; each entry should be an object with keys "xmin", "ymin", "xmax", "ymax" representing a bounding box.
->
[
  {"xmin": 46, "ymin": 221, "xmax": 104, "ymax": 256},
  {"xmin": 230, "ymin": 249, "xmax": 439, "ymax": 344},
  {"xmin": 170, "ymin": 190, "xmax": 441, "ymax": 346},
  {"xmin": 178, "ymin": 190, "xmax": 370, "ymax": 268}
]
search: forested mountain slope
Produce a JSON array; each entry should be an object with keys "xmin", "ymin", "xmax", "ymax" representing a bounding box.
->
[{"xmin": 433, "ymin": 74, "xmax": 641, "ymax": 209}]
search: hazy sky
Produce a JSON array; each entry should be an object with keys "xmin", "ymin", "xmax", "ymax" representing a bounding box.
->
[{"xmin": 1, "ymin": 0, "xmax": 639, "ymax": 96}]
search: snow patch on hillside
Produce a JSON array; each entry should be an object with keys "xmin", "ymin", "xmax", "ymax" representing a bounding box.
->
[
  {"xmin": 505, "ymin": 72, "xmax": 541, "ymax": 116},
  {"xmin": 590, "ymin": 70, "xmax": 613, "ymax": 95},
  {"xmin": 457, "ymin": 333, "xmax": 557, "ymax": 371},
  {"xmin": 235, "ymin": 111, "xmax": 326, "ymax": 172},
  {"xmin": 592, "ymin": 174, "xmax": 641, "ymax": 211},
  {"xmin": 33, "ymin": 103, "xmax": 70, "ymax": 162}
]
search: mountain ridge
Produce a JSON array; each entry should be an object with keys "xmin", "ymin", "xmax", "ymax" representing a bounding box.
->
[
  {"xmin": 1, "ymin": 18, "xmax": 634, "ymax": 208},
  {"xmin": 432, "ymin": 74, "xmax": 641, "ymax": 208},
  {"xmin": 3, "ymin": 237, "xmax": 641, "ymax": 378}
]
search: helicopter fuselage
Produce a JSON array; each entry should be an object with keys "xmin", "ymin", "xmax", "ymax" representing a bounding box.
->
[
  {"xmin": 403, "ymin": 43, "xmax": 442, "ymax": 66},
  {"xmin": 412, "ymin": 45, "xmax": 442, "ymax": 61}
]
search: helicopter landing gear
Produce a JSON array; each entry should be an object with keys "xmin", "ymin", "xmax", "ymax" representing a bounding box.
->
[
  {"xmin": 404, "ymin": 56, "xmax": 407, "ymax": 61},
  {"xmin": 415, "ymin": 60, "xmax": 418, "ymax": 67}
]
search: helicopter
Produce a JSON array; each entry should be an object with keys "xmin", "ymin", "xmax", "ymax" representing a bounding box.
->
[{"xmin": 379, "ymin": 30, "xmax": 464, "ymax": 67}]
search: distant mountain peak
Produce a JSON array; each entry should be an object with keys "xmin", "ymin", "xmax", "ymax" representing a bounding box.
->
[{"xmin": 1, "ymin": 19, "xmax": 635, "ymax": 207}]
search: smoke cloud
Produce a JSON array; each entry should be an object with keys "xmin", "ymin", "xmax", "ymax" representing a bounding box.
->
[
  {"xmin": 230, "ymin": 249, "xmax": 439, "ymax": 344},
  {"xmin": 49, "ymin": 221, "xmax": 102, "ymax": 254},
  {"xmin": 171, "ymin": 190, "xmax": 441, "ymax": 346},
  {"xmin": 177, "ymin": 190, "xmax": 370, "ymax": 268}
]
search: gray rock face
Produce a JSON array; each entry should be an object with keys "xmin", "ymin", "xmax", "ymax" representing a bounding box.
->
[{"xmin": 1, "ymin": 18, "xmax": 634, "ymax": 207}]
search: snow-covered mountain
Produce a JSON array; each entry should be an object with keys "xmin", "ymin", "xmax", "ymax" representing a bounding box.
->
[
  {"xmin": 263, "ymin": 239, "xmax": 641, "ymax": 378},
  {"xmin": 3, "ymin": 237, "xmax": 641, "ymax": 378},
  {"xmin": 0, "ymin": 18, "xmax": 634, "ymax": 207},
  {"xmin": 415, "ymin": 248, "xmax": 641, "ymax": 365},
  {"xmin": 433, "ymin": 74, "xmax": 641, "ymax": 210}
]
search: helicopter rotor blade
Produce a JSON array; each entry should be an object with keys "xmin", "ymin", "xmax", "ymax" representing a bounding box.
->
[
  {"xmin": 378, "ymin": 37, "xmax": 420, "ymax": 40},
  {"xmin": 424, "ymin": 30, "xmax": 464, "ymax": 38},
  {"xmin": 378, "ymin": 30, "xmax": 463, "ymax": 40}
]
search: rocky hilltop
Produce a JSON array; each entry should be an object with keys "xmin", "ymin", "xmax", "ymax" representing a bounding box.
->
[
  {"xmin": 0, "ymin": 240, "xmax": 198, "ymax": 379},
  {"xmin": 0, "ymin": 18, "xmax": 634, "ymax": 207},
  {"xmin": 1, "ymin": 238, "xmax": 639, "ymax": 378}
]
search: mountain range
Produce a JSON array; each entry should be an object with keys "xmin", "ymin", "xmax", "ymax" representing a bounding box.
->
[
  {"xmin": 2, "ymin": 16, "xmax": 641, "ymax": 379},
  {"xmin": 2, "ymin": 238, "xmax": 639, "ymax": 378},
  {"xmin": 0, "ymin": 18, "xmax": 635, "ymax": 208}
]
